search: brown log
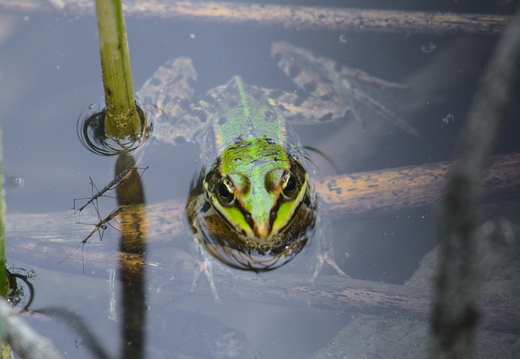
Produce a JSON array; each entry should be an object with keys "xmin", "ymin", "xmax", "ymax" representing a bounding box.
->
[
  {"xmin": 6, "ymin": 152, "xmax": 520, "ymax": 247},
  {"xmin": 7, "ymin": 237, "xmax": 520, "ymax": 334},
  {"xmin": 317, "ymin": 151, "xmax": 520, "ymax": 218},
  {"xmin": 0, "ymin": 0, "xmax": 509, "ymax": 37}
]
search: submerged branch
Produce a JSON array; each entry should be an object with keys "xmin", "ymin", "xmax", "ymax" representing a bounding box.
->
[
  {"xmin": 5, "ymin": 152, "xmax": 520, "ymax": 247},
  {"xmin": 317, "ymin": 152, "xmax": 520, "ymax": 218},
  {"xmin": 7, "ymin": 238, "xmax": 520, "ymax": 335},
  {"xmin": 0, "ymin": 0, "xmax": 509, "ymax": 37}
]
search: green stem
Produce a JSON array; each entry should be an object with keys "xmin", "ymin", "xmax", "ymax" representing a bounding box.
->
[
  {"xmin": 96, "ymin": 0, "xmax": 142, "ymax": 140},
  {"xmin": 0, "ymin": 131, "xmax": 6, "ymax": 298},
  {"xmin": 0, "ymin": 127, "xmax": 11, "ymax": 358}
]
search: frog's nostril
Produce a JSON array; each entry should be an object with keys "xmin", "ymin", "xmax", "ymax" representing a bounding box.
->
[
  {"xmin": 245, "ymin": 241, "xmax": 257, "ymax": 251},
  {"xmin": 259, "ymin": 244, "xmax": 271, "ymax": 253}
]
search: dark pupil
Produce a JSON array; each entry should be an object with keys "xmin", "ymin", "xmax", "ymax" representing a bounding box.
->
[
  {"xmin": 219, "ymin": 182, "xmax": 231, "ymax": 198},
  {"xmin": 285, "ymin": 175, "xmax": 296, "ymax": 192}
]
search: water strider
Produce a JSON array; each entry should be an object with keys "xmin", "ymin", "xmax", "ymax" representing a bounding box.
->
[
  {"xmin": 66, "ymin": 165, "xmax": 146, "ymax": 241},
  {"xmin": 135, "ymin": 42, "xmax": 413, "ymax": 297},
  {"xmin": 75, "ymin": 165, "xmax": 140, "ymax": 213}
]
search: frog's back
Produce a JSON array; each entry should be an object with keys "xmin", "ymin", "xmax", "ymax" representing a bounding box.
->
[{"xmin": 208, "ymin": 76, "xmax": 287, "ymax": 152}]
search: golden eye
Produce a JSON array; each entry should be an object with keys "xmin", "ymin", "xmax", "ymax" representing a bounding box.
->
[
  {"xmin": 282, "ymin": 172, "xmax": 297, "ymax": 199},
  {"xmin": 217, "ymin": 178, "xmax": 235, "ymax": 206}
]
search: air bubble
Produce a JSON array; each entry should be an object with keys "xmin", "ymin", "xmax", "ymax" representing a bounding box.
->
[
  {"xmin": 421, "ymin": 42, "xmax": 436, "ymax": 53},
  {"xmin": 442, "ymin": 114, "xmax": 455, "ymax": 124},
  {"xmin": 12, "ymin": 177, "xmax": 24, "ymax": 187}
]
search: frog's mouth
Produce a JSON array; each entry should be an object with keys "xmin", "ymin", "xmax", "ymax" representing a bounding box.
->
[
  {"xmin": 203, "ymin": 234, "xmax": 309, "ymax": 273},
  {"xmin": 194, "ymin": 194, "xmax": 317, "ymax": 272}
]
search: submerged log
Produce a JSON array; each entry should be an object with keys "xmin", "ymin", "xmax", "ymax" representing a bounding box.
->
[
  {"xmin": 6, "ymin": 152, "xmax": 520, "ymax": 246},
  {"xmin": 8, "ymin": 237, "xmax": 520, "ymax": 335},
  {"xmin": 0, "ymin": 0, "xmax": 509, "ymax": 37},
  {"xmin": 317, "ymin": 151, "xmax": 520, "ymax": 218}
]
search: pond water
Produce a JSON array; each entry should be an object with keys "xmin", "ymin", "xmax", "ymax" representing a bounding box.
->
[{"xmin": 1, "ymin": 1, "xmax": 518, "ymax": 358}]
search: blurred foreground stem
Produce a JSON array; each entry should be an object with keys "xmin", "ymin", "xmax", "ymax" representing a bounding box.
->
[
  {"xmin": 96, "ymin": 0, "xmax": 142, "ymax": 140},
  {"xmin": 429, "ymin": 3, "xmax": 520, "ymax": 359}
]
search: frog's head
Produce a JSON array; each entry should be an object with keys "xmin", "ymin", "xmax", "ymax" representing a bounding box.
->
[{"xmin": 193, "ymin": 139, "xmax": 318, "ymax": 271}]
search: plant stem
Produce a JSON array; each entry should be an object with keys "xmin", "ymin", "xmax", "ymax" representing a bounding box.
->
[
  {"xmin": 0, "ymin": 125, "xmax": 12, "ymax": 358},
  {"xmin": 96, "ymin": 0, "xmax": 142, "ymax": 140}
]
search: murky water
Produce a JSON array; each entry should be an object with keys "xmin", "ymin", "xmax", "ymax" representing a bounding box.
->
[{"xmin": 1, "ymin": 2, "xmax": 518, "ymax": 358}]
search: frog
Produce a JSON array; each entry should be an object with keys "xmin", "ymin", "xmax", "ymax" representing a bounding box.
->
[{"xmin": 137, "ymin": 41, "xmax": 415, "ymax": 299}]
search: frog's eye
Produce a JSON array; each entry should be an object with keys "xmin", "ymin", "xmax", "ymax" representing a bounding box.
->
[
  {"xmin": 281, "ymin": 172, "xmax": 298, "ymax": 199},
  {"xmin": 217, "ymin": 178, "xmax": 235, "ymax": 206}
]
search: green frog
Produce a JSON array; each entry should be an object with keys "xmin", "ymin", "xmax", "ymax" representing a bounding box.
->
[{"xmin": 138, "ymin": 42, "xmax": 414, "ymax": 299}]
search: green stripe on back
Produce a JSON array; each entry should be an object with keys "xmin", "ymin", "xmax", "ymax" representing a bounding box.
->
[{"xmin": 211, "ymin": 76, "xmax": 286, "ymax": 151}]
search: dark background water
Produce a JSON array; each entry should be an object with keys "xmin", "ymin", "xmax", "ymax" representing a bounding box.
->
[{"xmin": 1, "ymin": 1, "xmax": 518, "ymax": 358}]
